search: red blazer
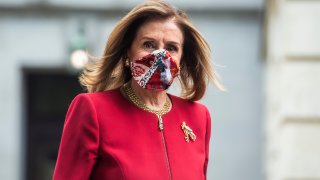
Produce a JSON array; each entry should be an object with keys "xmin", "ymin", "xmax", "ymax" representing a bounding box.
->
[{"xmin": 53, "ymin": 89, "xmax": 211, "ymax": 180}]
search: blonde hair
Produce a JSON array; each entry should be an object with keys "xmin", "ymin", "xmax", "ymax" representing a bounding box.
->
[{"xmin": 80, "ymin": 0, "xmax": 224, "ymax": 101}]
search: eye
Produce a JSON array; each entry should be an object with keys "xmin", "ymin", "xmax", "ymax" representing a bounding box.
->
[
  {"xmin": 143, "ymin": 41, "xmax": 155, "ymax": 51},
  {"xmin": 166, "ymin": 45, "xmax": 178, "ymax": 53}
]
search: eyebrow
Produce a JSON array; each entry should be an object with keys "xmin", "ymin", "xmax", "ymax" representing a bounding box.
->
[{"xmin": 140, "ymin": 36, "xmax": 182, "ymax": 46}]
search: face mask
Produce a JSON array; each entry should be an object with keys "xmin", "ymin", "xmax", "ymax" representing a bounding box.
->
[{"xmin": 130, "ymin": 49, "xmax": 180, "ymax": 90}]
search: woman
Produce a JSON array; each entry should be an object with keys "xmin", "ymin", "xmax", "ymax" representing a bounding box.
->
[{"xmin": 53, "ymin": 1, "xmax": 223, "ymax": 180}]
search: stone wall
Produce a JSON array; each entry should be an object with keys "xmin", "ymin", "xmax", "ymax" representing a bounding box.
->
[{"xmin": 266, "ymin": 0, "xmax": 320, "ymax": 179}]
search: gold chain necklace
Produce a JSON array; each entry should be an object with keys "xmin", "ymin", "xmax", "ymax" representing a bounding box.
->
[{"xmin": 121, "ymin": 82, "xmax": 172, "ymax": 131}]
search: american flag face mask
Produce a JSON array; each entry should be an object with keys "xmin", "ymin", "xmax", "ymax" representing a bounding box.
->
[{"xmin": 130, "ymin": 49, "xmax": 180, "ymax": 91}]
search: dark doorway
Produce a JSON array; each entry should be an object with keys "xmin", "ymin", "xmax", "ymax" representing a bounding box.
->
[{"xmin": 23, "ymin": 68, "xmax": 83, "ymax": 180}]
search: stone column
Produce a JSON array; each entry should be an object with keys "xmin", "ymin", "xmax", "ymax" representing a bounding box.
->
[{"xmin": 266, "ymin": 0, "xmax": 320, "ymax": 179}]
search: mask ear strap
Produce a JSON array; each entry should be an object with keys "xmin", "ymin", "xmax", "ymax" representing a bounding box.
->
[{"xmin": 175, "ymin": 68, "xmax": 181, "ymax": 77}]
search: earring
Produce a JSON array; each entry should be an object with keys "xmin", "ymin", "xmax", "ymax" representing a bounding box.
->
[{"xmin": 124, "ymin": 57, "xmax": 130, "ymax": 67}]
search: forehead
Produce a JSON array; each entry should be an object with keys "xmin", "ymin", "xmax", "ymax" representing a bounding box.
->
[{"xmin": 135, "ymin": 18, "xmax": 184, "ymax": 43}]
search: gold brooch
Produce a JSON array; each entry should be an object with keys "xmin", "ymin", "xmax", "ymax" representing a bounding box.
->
[{"xmin": 181, "ymin": 121, "xmax": 196, "ymax": 143}]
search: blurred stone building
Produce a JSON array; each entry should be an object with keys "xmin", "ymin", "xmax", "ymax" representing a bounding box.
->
[
  {"xmin": 266, "ymin": 0, "xmax": 320, "ymax": 180},
  {"xmin": 6, "ymin": 0, "xmax": 320, "ymax": 180}
]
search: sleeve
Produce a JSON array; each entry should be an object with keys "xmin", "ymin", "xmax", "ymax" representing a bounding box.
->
[
  {"xmin": 204, "ymin": 108, "xmax": 212, "ymax": 180},
  {"xmin": 53, "ymin": 94, "xmax": 99, "ymax": 180}
]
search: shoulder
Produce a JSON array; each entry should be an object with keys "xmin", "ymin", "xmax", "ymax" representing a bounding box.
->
[
  {"xmin": 73, "ymin": 88, "xmax": 122, "ymax": 105},
  {"xmin": 168, "ymin": 93, "xmax": 209, "ymax": 115},
  {"xmin": 71, "ymin": 89, "xmax": 129, "ymax": 117}
]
